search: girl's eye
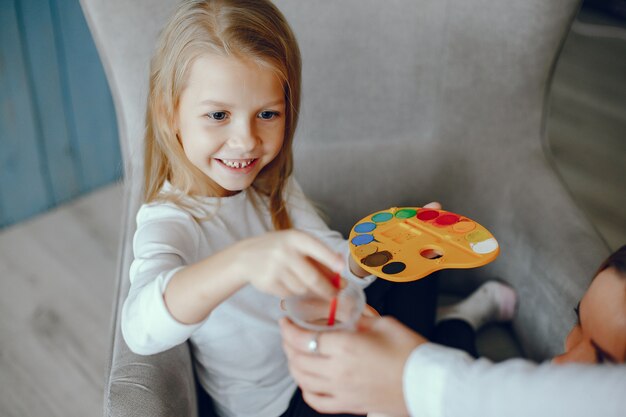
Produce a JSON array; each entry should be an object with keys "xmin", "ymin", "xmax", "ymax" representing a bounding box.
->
[
  {"xmin": 207, "ymin": 111, "xmax": 228, "ymax": 121},
  {"xmin": 258, "ymin": 111, "xmax": 279, "ymax": 120}
]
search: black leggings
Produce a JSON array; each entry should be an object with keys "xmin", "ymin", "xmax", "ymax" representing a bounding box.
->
[
  {"xmin": 364, "ymin": 273, "xmax": 478, "ymax": 358},
  {"xmin": 196, "ymin": 381, "xmax": 363, "ymax": 417}
]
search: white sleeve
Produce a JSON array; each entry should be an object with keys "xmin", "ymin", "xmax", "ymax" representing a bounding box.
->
[
  {"xmin": 285, "ymin": 178, "xmax": 376, "ymax": 289},
  {"xmin": 404, "ymin": 343, "xmax": 626, "ymax": 417},
  {"xmin": 121, "ymin": 204, "xmax": 207, "ymax": 355}
]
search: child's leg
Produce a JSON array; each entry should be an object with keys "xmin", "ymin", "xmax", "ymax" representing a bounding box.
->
[
  {"xmin": 431, "ymin": 318, "xmax": 479, "ymax": 357},
  {"xmin": 365, "ymin": 272, "xmax": 440, "ymax": 338},
  {"xmin": 195, "ymin": 378, "xmax": 220, "ymax": 417},
  {"xmin": 433, "ymin": 280, "xmax": 517, "ymax": 357}
]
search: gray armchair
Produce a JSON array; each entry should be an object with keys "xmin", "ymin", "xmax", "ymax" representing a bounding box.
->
[{"xmin": 80, "ymin": 0, "xmax": 610, "ymax": 416}]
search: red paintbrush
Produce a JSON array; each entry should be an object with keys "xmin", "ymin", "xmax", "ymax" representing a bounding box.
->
[{"xmin": 327, "ymin": 273, "xmax": 341, "ymax": 326}]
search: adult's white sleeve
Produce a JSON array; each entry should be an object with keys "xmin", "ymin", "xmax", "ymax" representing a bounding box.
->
[
  {"xmin": 285, "ymin": 178, "xmax": 376, "ymax": 288},
  {"xmin": 404, "ymin": 343, "xmax": 626, "ymax": 417},
  {"xmin": 121, "ymin": 205, "xmax": 207, "ymax": 355}
]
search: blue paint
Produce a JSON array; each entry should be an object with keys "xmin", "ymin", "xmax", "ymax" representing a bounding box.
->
[
  {"xmin": 351, "ymin": 234, "xmax": 374, "ymax": 246},
  {"xmin": 354, "ymin": 222, "xmax": 376, "ymax": 233}
]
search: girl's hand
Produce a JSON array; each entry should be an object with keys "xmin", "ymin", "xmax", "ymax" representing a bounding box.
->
[
  {"xmin": 236, "ymin": 230, "xmax": 344, "ymax": 299},
  {"xmin": 423, "ymin": 201, "xmax": 441, "ymax": 209}
]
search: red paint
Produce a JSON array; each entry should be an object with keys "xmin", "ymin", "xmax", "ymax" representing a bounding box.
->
[
  {"xmin": 327, "ymin": 273, "xmax": 341, "ymax": 326},
  {"xmin": 435, "ymin": 213, "xmax": 460, "ymax": 226},
  {"xmin": 417, "ymin": 209, "xmax": 439, "ymax": 221}
]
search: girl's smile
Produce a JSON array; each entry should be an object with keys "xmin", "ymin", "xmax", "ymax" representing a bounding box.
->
[
  {"xmin": 214, "ymin": 158, "xmax": 259, "ymax": 173},
  {"xmin": 176, "ymin": 54, "xmax": 286, "ymax": 196}
]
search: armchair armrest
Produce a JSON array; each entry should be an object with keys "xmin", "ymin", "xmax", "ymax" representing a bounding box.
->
[
  {"xmin": 103, "ymin": 182, "xmax": 198, "ymax": 417},
  {"xmin": 106, "ymin": 342, "xmax": 197, "ymax": 417}
]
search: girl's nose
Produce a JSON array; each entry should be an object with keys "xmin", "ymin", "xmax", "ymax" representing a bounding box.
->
[{"xmin": 228, "ymin": 119, "xmax": 258, "ymax": 152}]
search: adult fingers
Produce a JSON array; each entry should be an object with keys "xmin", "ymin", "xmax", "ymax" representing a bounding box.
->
[
  {"xmin": 355, "ymin": 314, "xmax": 379, "ymax": 331},
  {"xmin": 280, "ymin": 318, "xmax": 337, "ymax": 356},
  {"xmin": 301, "ymin": 391, "xmax": 365, "ymax": 415},
  {"xmin": 289, "ymin": 365, "xmax": 334, "ymax": 395},
  {"xmin": 280, "ymin": 317, "xmax": 318, "ymax": 353},
  {"xmin": 281, "ymin": 318, "xmax": 356, "ymax": 359}
]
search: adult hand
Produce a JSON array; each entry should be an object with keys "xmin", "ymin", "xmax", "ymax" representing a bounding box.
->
[{"xmin": 280, "ymin": 316, "xmax": 427, "ymax": 415}]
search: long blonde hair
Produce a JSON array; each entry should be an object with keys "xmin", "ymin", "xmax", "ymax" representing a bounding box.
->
[{"xmin": 144, "ymin": 0, "xmax": 301, "ymax": 230}]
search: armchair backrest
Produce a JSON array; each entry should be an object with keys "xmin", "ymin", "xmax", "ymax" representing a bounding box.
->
[{"xmin": 81, "ymin": 0, "xmax": 607, "ymax": 368}]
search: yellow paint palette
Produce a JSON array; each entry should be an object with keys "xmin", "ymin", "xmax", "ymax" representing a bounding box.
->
[{"xmin": 349, "ymin": 207, "xmax": 499, "ymax": 282}]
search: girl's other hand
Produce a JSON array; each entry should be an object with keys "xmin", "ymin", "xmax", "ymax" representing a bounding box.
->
[
  {"xmin": 237, "ymin": 230, "xmax": 343, "ymax": 299},
  {"xmin": 423, "ymin": 201, "xmax": 442, "ymax": 209}
]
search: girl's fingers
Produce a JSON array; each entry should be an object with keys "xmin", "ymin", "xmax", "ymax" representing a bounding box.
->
[
  {"xmin": 288, "ymin": 231, "xmax": 344, "ymax": 275},
  {"xmin": 281, "ymin": 270, "xmax": 308, "ymax": 295},
  {"xmin": 423, "ymin": 201, "xmax": 442, "ymax": 209},
  {"xmin": 287, "ymin": 256, "xmax": 336, "ymax": 299},
  {"xmin": 270, "ymin": 281, "xmax": 293, "ymax": 298}
]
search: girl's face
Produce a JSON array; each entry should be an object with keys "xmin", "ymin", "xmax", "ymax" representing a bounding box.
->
[
  {"xmin": 553, "ymin": 267, "xmax": 626, "ymax": 364},
  {"xmin": 176, "ymin": 54, "xmax": 286, "ymax": 196}
]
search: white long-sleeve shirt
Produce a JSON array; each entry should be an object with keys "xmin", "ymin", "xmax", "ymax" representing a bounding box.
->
[
  {"xmin": 404, "ymin": 343, "xmax": 626, "ymax": 417},
  {"xmin": 121, "ymin": 179, "xmax": 375, "ymax": 417}
]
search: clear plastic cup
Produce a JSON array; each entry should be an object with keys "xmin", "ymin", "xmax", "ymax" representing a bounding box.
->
[{"xmin": 283, "ymin": 280, "xmax": 366, "ymax": 331}]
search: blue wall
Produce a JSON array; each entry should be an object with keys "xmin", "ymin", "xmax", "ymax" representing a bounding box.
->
[{"xmin": 0, "ymin": 0, "xmax": 121, "ymax": 228}]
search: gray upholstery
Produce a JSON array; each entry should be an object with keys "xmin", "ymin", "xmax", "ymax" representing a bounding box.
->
[{"xmin": 80, "ymin": 0, "xmax": 610, "ymax": 416}]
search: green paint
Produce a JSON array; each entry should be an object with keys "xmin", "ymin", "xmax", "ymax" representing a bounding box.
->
[{"xmin": 395, "ymin": 209, "xmax": 417, "ymax": 219}]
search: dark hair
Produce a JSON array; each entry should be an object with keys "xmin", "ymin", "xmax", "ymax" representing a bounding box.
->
[{"xmin": 596, "ymin": 245, "xmax": 626, "ymax": 277}]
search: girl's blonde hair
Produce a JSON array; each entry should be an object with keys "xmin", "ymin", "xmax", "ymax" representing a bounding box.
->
[{"xmin": 144, "ymin": 0, "xmax": 301, "ymax": 230}]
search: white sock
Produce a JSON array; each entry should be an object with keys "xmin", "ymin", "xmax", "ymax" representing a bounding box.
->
[{"xmin": 436, "ymin": 281, "xmax": 517, "ymax": 331}]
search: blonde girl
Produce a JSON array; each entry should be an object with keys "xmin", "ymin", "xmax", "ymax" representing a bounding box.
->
[{"xmin": 121, "ymin": 1, "xmax": 374, "ymax": 416}]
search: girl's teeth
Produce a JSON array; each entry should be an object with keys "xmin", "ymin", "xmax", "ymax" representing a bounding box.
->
[{"xmin": 221, "ymin": 159, "xmax": 253, "ymax": 168}]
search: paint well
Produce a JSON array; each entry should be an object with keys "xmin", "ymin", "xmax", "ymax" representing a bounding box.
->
[
  {"xmin": 382, "ymin": 262, "xmax": 406, "ymax": 274},
  {"xmin": 453, "ymin": 220, "xmax": 476, "ymax": 233},
  {"xmin": 435, "ymin": 213, "xmax": 460, "ymax": 226},
  {"xmin": 465, "ymin": 229, "xmax": 490, "ymax": 243},
  {"xmin": 395, "ymin": 209, "xmax": 417, "ymax": 219},
  {"xmin": 470, "ymin": 238, "xmax": 499, "ymax": 254},
  {"xmin": 354, "ymin": 222, "xmax": 377, "ymax": 233},
  {"xmin": 417, "ymin": 209, "xmax": 439, "ymax": 221},
  {"xmin": 351, "ymin": 234, "xmax": 374, "ymax": 246},
  {"xmin": 372, "ymin": 212, "xmax": 393, "ymax": 223},
  {"xmin": 362, "ymin": 250, "xmax": 392, "ymax": 267}
]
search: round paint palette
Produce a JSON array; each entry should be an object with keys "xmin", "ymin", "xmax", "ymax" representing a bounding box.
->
[{"xmin": 349, "ymin": 207, "xmax": 499, "ymax": 282}]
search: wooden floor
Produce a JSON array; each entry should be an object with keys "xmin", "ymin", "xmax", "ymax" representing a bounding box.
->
[
  {"xmin": 0, "ymin": 13, "xmax": 624, "ymax": 417},
  {"xmin": 0, "ymin": 183, "xmax": 122, "ymax": 416}
]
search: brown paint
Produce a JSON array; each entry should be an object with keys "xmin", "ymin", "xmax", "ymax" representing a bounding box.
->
[{"xmin": 362, "ymin": 250, "xmax": 393, "ymax": 267}]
